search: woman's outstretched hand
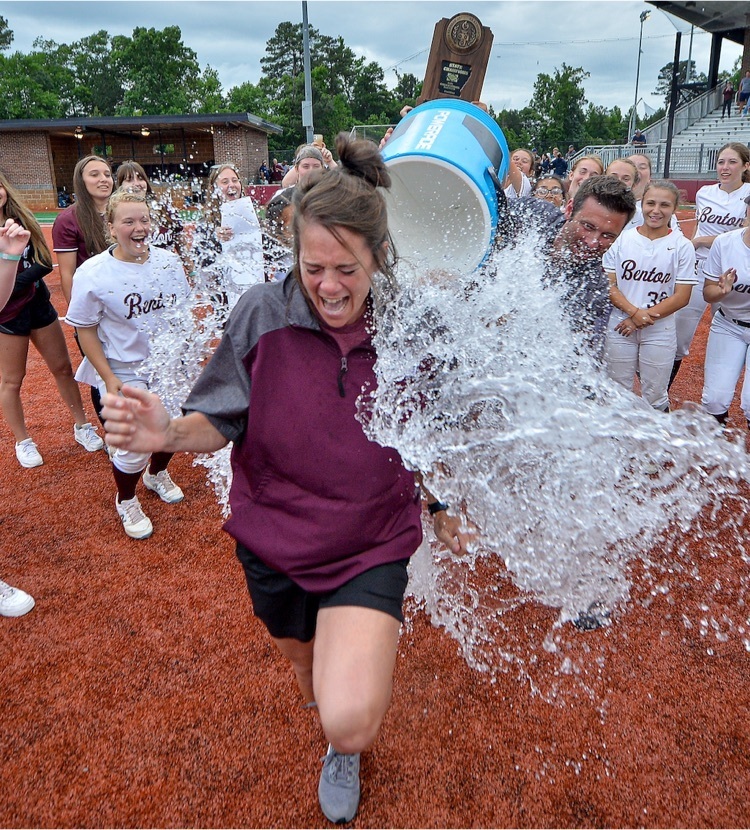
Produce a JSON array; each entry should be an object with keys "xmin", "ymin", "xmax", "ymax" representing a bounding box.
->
[{"xmin": 101, "ymin": 385, "xmax": 171, "ymax": 454}]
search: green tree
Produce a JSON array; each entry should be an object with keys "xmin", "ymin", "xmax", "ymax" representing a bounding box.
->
[
  {"xmin": 528, "ymin": 63, "xmax": 589, "ymax": 151},
  {"xmin": 111, "ymin": 26, "xmax": 202, "ymax": 115},
  {"xmin": 260, "ymin": 22, "xmax": 316, "ymax": 83},
  {"xmin": 195, "ymin": 66, "xmax": 225, "ymax": 113},
  {"xmin": 494, "ymin": 108, "xmax": 534, "ymax": 151},
  {"xmin": 392, "ymin": 72, "xmax": 422, "ymax": 108},
  {"xmin": 350, "ymin": 61, "xmax": 392, "ymax": 124},
  {"xmin": 0, "ymin": 50, "xmax": 73, "ymax": 118},
  {"xmin": 68, "ymin": 31, "xmax": 123, "ymax": 115},
  {"xmin": 582, "ymin": 103, "xmax": 628, "ymax": 146},
  {"xmin": 316, "ymin": 34, "xmax": 361, "ymax": 98},
  {"xmin": 0, "ymin": 15, "xmax": 13, "ymax": 51},
  {"xmin": 225, "ymin": 81, "xmax": 271, "ymax": 116},
  {"xmin": 653, "ymin": 60, "xmax": 707, "ymax": 106}
]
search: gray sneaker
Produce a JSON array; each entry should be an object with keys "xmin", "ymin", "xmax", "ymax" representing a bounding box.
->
[{"xmin": 318, "ymin": 744, "xmax": 360, "ymax": 824}]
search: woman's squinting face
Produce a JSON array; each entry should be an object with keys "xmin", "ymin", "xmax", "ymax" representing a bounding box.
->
[
  {"xmin": 83, "ymin": 160, "xmax": 114, "ymax": 200},
  {"xmin": 534, "ymin": 177, "xmax": 564, "ymax": 207},
  {"xmin": 298, "ymin": 222, "xmax": 376, "ymax": 328},
  {"xmin": 215, "ymin": 167, "xmax": 242, "ymax": 200}
]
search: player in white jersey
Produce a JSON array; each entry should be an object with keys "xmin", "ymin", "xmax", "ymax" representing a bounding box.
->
[
  {"xmin": 503, "ymin": 147, "xmax": 535, "ymax": 200},
  {"xmin": 66, "ymin": 191, "xmax": 190, "ymax": 540},
  {"xmin": 700, "ymin": 194, "xmax": 750, "ymax": 426},
  {"xmin": 671, "ymin": 142, "xmax": 750, "ymax": 386},
  {"xmin": 604, "ymin": 180, "xmax": 696, "ymax": 411},
  {"xmin": 626, "ymin": 153, "xmax": 682, "ymax": 235}
]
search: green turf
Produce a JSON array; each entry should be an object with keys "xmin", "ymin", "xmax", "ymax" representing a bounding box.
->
[{"xmin": 35, "ymin": 212, "xmax": 60, "ymax": 224}]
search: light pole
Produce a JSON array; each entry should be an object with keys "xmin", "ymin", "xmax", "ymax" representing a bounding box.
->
[{"xmin": 630, "ymin": 10, "xmax": 651, "ymax": 140}]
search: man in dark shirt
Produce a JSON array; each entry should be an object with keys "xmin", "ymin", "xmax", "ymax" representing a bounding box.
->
[{"xmin": 498, "ymin": 176, "xmax": 635, "ymax": 356}]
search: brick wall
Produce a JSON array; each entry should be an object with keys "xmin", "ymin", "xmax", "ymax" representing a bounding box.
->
[
  {"xmin": 0, "ymin": 131, "xmax": 57, "ymax": 210},
  {"xmin": 0, "ymin": 124, "xmax": 272, "ymax": 210},
  {"xmin": 212, "ymin": 126, "xmax": 270, "ymax": 184}
]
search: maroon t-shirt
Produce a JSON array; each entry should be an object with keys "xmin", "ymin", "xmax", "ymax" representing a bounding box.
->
[
  {"xmin": 318, "ymin": 306, "xmax": 371, "ymax": 356},
  {"xmin": 52, "ymin": 205, "xmax": 93, "ymax": 267}
]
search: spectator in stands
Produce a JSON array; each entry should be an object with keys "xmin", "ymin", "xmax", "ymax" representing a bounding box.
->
[
  {"xmin": 550, "ymin": 148, "xmax": 568, "ymax": 177},
  {"xmin": 630, "ymin": 129, "xmax": 647, "ymax": 147},
  {"xmin": 721, "ymin": 80, "xmax": 735, "ymax": 119},
  {"xmin": 737, "ymin": 71, "xmax": 750, "ymax": 116}
]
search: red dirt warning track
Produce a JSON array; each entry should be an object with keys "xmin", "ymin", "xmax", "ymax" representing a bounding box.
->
[{"xmin": 1, "ymin": 221, "xmax": 749, "ymax": 828}]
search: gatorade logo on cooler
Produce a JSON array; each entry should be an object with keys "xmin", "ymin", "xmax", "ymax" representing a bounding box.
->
[{"xmin": 415, "ymin": 111, "xmax": 451, "ymax": 151}]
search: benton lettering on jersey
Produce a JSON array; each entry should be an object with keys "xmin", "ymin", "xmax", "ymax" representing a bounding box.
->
[
  {"xmin": 124, "ymin": 291, "xmax": 178, "ymax": 319},
  {"xmin": 620, "ymin": 259, "xmax": 672, "ymax": 283},
  {"xmin": 696, "ymin": 207, "xmax": 745, "ymax": 228}
]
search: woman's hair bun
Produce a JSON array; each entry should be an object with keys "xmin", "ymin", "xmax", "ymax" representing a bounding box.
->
[{"xmin": 334, "ymin": 131, "xmax": 391, "ymax": 190}]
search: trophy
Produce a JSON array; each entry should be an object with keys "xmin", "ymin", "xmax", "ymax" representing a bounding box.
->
[{"xmin": 417, "ymin": 12, "xmax": 494, "ymax": 105}]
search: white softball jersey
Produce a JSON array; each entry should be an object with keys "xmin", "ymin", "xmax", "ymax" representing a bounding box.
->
[
  {"xmin": 627, "ymin": 201, "xmax": 682, "ymax": 234},
  {"xmin": 603, "ymin": 227, "xmax": 696, "ymax": 311},
  {"xmin": 66, "ymin": 245, "xmax": 190, "ymax": 385},
  {"xmin": 703, "ymin": 227, "xmax": 750, "ymax": 320},
  {"xmin": 693, "ymin": 182, "xmax": 750, "ymax": 263}
]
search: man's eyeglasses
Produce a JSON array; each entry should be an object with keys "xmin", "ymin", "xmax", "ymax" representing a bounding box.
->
[{"xmin": 535, "ymin": 186, "xmax": 563, "ymax": 196}]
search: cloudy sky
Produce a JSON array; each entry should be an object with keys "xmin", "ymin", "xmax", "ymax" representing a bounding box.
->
[{"xmin": 4, "ymin": 0, "xmax": 743, "ymax": 118}]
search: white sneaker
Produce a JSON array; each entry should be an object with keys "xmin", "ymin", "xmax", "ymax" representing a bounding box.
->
[
  {"xmin": 143, "ymin": 468, "xmax": 184, "ymax": 503},
  {"xmin": 74, "ymin": 422, "xmax": 104, "ymax": 452},
  {"xmin": 15, "ymin": 438, "xmax": 43, "ymax": 468},
  {"xmin": 115, "ymin": 495, "xmax": 153, "ymax": 540},
  {"xmin": 0, "ymin": 579, "xmax": 35, "ymax": 617}
]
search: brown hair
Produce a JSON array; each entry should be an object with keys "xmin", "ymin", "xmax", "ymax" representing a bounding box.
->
[
  {"xmin": 717, "ymin": 142, "xmax": 750, "ymax": 183},
  {"xmin": 510, "ymin": 148, "xmax": 535, "ymax": 173},
  {"xmin": 72, "ymin": 155, "xmax": 112, "ymax": 258},
  {"xmin": 264, "ymin": 187, "xmax": 294, "ymax": 242},
  {"xmin": 571, "ymin": 154, "xmax": 604, "ymax": 176},
  {"xmin": 116, "ymin": 160, "xmax": 152, "ymax": 194},
  {"xmin": 105, "ymin": 190, "xmax": 150, "ymax": 238},
  {"xmin": 202, "ymin": 163, "xmax": 241, "ymax": 227},
  {"xmin": 0, "ymin": 169, "xmax": 53, "ymax": 267},
  {"xmin": 571, "ymin": 175, "xmax": 636, "ymax": 222},
  {"xmin": 606, "ymin": 157, "xmax": 640, "ymax": 186},
  {"xmin": 628, "ymin": 153, "xmax": 652, "ymax": 174},
  {"xmin": 292, "ymin": 132, "xmax": 396, "ymax": 294},
  {"xmin": 642, "ymin": 179, "xmax": 680, "ymax": 209}
]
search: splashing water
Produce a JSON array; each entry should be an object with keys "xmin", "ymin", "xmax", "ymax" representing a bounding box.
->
[
  {"xmin": 142, "ymin": 181, "xmax": 269, "ymax": 512},
  {"xmin": 360, "ymin": 227, "xmax": 750, "ymax": 695}
]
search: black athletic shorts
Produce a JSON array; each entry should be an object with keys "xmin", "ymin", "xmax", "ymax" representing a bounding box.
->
[
  {"xmin": 236, "ymin": 541, "xmax": 410, "ymax": 642},
  {"xmin": 0, "ymin": 282, "xmax": 58, "ymax": 336}
]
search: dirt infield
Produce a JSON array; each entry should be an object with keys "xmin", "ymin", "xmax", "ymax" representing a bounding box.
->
[{"xmin": 2, "ymin": 220, "xmax": 750, "ymax": 828}]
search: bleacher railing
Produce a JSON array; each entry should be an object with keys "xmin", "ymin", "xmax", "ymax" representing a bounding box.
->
[{"xmin": 642, "ymin": 83, "xmax": 723, "ymax": 144}]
